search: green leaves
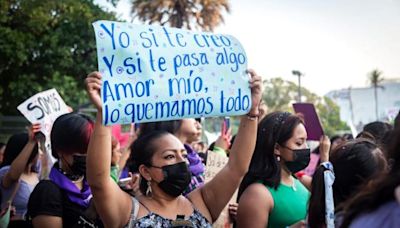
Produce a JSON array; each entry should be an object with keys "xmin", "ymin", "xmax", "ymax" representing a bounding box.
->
[
  {"xmin": 263, "ymin": 77, "xmax": 349, "ymax": 137},
  {"xmin": 0, "ymin": 0, "xmax": 117, "ymax": 114}
]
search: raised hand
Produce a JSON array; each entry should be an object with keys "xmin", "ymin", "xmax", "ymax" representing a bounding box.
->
[
  {"xmin": 85, "ymin": 71, "xmax": 103, "ymax": 111},
  {"xmin": 319, "ymin": 135, "xmax": 331, "ymax": 163},
  {"xmin": 28, "ymin": 123, "xmax": 42, "ymax": 142},
  {"xmin": 247, "ymin": 69, "xmax": 263, "ymax": 116},
  {"xmin": 214, "ymin": 120, "xmax": 232, "ymax": 151}
]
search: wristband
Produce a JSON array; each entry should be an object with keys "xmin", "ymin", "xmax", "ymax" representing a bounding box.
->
[{"xmin": 246, "ymin": 112, "xmax": 259, "ymax": 120}]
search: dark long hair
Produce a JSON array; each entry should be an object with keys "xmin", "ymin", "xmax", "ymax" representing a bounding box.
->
[
  {"xmin": 237, "ymin": 111, "xmax": 303, "ymax": 200},
  {"xmin": 308, "ymin": 139, "xmax": 387, "ymax": 228},
  {"xmin": 139, "ymin": 120, "xmax": 182, "ymax": 137},
  {"xmin": 340, "ymin": 126, "xmax": 400, "ymax": 227},
  {"xmin": 1, "ymin": 133, "xmax": 39, "ymax": 169},
  {"xmin": 50, "ymin": 113, "xmax": 94, "ymax": 159},
  {"xmin": 362, "ymin": 121, "xmax": 393, "ymax": 145},
  {"xmin": 128, "ymin": 130, "xmax": 170, "ymax": 194}
]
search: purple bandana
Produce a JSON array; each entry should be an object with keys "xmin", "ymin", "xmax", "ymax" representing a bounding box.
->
[
  {"xmin": 184, "ymin": 144, "xmax": 205, "ymax": 176},
  {"xmin": 49, "ymin": 164, "xmax": 92, "ymax": 208}
]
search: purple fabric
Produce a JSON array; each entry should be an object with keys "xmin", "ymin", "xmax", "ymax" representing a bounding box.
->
[
  {"xmin": 119, "ymin": 167, "xmax": 129, "ymax": 179},
  {"xmin": 349, "ymin": 200, "xmax": 400, "ymax": 228},
  {"xmin": 0, "ymin": 166, "xmax": 37, "ymax": 217},
  {"xmin": 184, "ymin": 144, "xmax": 205, "ymax": 176},
  {"xmin": 49, "ymin": 165, "xmax": 92, "ymax": 208}
]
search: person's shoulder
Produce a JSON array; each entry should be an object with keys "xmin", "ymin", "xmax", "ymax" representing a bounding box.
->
[
  {"xmin": 28, "ymin": 180, "xmax": 64, "ymax": 219},
  {"xmin": 239, "ymin": 183, "xmax": 274, "ymax": 210},
  {"xmin": 31, "ymin": 180, "xmax": 62, "ymax": 197},
  {"xmin": 35, "ymin": 179, "xmax": 59, "ymax": 188},
  {"xmin": 0, "ymin": 166, "xmax": 10, "ymax": 175},
  {"xmin": 350, "ymin": 201, "xmax": 400, "ymax": 228}
]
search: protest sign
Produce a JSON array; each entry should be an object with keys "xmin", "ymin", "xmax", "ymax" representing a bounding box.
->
[
  {"xmin": 293, "ymin": 103, "xmax": 324, "ymax": 141},
  {"xmin": 17, "ymin": 88, "xmax": 69, "ymax": 156},
  {"xmin": 93, "ymin": 20, "xmax": 250, "ymax": 125},
  {"xmin": 205, "ymin": 152, "xmax": 237, "ymax": 228}
]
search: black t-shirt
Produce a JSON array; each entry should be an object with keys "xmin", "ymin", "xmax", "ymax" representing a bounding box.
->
[{"xmin": 27, "ymin": 180, "xmax": 100, "ymax": 228}]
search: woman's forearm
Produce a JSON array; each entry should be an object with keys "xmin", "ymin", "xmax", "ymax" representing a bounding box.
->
[
  {"xmin": 227, "ymin": 115, "xmax": 258, "ymax": 176},
  {"xmin": 87, "ymin": 112, "xmax": 112, "ymax": 189},
  {"xmin": 4, "ymin": 141, "xmax": 37, "ymax": 187}
]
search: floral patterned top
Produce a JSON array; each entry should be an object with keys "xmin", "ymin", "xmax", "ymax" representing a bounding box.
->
[{"xmin": 126, "ymin": 197, "xmax": 212, "ymax": 228}]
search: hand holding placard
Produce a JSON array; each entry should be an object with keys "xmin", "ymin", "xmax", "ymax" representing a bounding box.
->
[
  {"xmin": 85, "ymin": 71, "xmax": 103, "ymax": 111},
  {"xmin": 92, "ymin": 21, "xmax": 252, "ymax": 125},
  {"xmin": 17, "ymin": 88, "xmax": 69, "ymax": 160},
  {"xmin": 247, "ymin": 69, "xmax": 263, "ymax": 117}
]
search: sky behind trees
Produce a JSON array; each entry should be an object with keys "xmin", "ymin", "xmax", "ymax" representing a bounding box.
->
[{"xmin": 96, "ymin": 0, "xmax": 400, "ymax": 95}]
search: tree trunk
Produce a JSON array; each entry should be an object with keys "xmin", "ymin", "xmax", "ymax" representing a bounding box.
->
[{"xmin": 374, "ymin": 85, "xmax": 378, "ymax": 120}]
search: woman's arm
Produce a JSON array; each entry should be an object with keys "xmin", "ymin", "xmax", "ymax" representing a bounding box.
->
[
  {"xmin": 85, "ymin": 72, "xmax": 132, "ymax": 228},
  {"xmin": 118, "ymin": 124, "xmax": 136, "ymax": 172},
  {"xmin": 32, "ymin": 215, "xmax": 62, "ymax": 228},
  {"xmin": 2, "ymin": 124, "xmax": 40, "ymax": 188},
  {"xmin": 299, "ymin": 135, "xmax": 331, "ymax": 191},
  {"xmin": 319, "ymin": 135, "xmax": 331, "ymax": 163},
  {"xmin": 188, "ymin": 69, "xmax": 262, "ymax": 221}
]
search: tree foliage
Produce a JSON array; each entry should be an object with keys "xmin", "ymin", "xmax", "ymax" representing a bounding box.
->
[
  {"xmin": 367, "ymin": 69, "xmax": 384, "ymax": 120},
  {"xmin": 368, "ymin": 69, "xmax": 384, "ymax": 87},
  {"xmin": 263, "ymin": 77, "xmax": 349, "ymax": 137},
  {"xmin": 131, "ymin": 0, "xmax": 230, "ymax": 31},
  {"xmin": 0, "ymin": 0, "xmax": 117, "ymax": 115}
]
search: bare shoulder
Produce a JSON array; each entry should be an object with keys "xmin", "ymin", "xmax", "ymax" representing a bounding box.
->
[
  {"xmin": 239, "ymin": 183, "xmax": 274, "ymax": 212},
  {"xmin": 236, "ymin": 183, "xmax": 274, "ymax": 228}
]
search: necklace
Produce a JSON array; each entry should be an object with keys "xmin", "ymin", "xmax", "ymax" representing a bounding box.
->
[
  {"xmin": 72, "ymin": 176, "xmax": 84, "ymax": 183},
  {"xmin": 57, "ymin": 165, "xmax": 83, "ymax": 181},
  {"xmin": 291, "ymin": 176, "xmax": 297, "ymax": 191}
]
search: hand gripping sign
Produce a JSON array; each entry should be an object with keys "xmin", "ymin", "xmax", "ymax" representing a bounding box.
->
[
  {"xmin": 17, "ymin": 88, "xmax": 69, "ymax": 158},
  {"xmin": 93, "ymin": 20, "xmax": 251, "ymax": 125}
]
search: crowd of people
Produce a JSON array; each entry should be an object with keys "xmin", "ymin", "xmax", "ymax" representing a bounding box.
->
[{"xmin": 0, "ymin": 69, "xmax": 399, "ymax": 228}]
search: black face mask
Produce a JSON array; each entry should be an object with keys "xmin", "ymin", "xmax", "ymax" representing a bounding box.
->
[
  {"xmin": 284, "ymin": 148, "xmax": 311, "ymax": 173},
  {"xmin": 62, "ymin": 154, "xmax": 87, "ymax": 179},
  {"xmin": 151, "ymin": 162, "xmax": 191, "ymax": 197},
  {"xmin": 71, "ymin": 154, "xmax": 87, "ymax": 177}
]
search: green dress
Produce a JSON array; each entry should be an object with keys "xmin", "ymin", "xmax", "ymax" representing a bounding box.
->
[{"xmin": 265, "ymin": 178, "xmax": 309, "ymax": 228}]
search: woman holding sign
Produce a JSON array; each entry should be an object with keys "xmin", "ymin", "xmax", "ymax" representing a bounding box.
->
[{"xmin": 85, "ymin": 70, "xmax": 262, "ymax": 228}]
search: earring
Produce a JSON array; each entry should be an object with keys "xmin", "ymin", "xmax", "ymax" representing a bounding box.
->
[
  {"xmin": 276, "ymin": 155, "xmax": 281, "ymax": 162},
  {"xmin": 146, "ymin": 180, "xmax": 152, "ymax": 197}
]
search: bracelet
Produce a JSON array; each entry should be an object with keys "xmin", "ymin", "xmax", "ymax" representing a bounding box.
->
[{"xmin": 246, "ymin": 113, "xmax": 259, "ymax": 120}]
